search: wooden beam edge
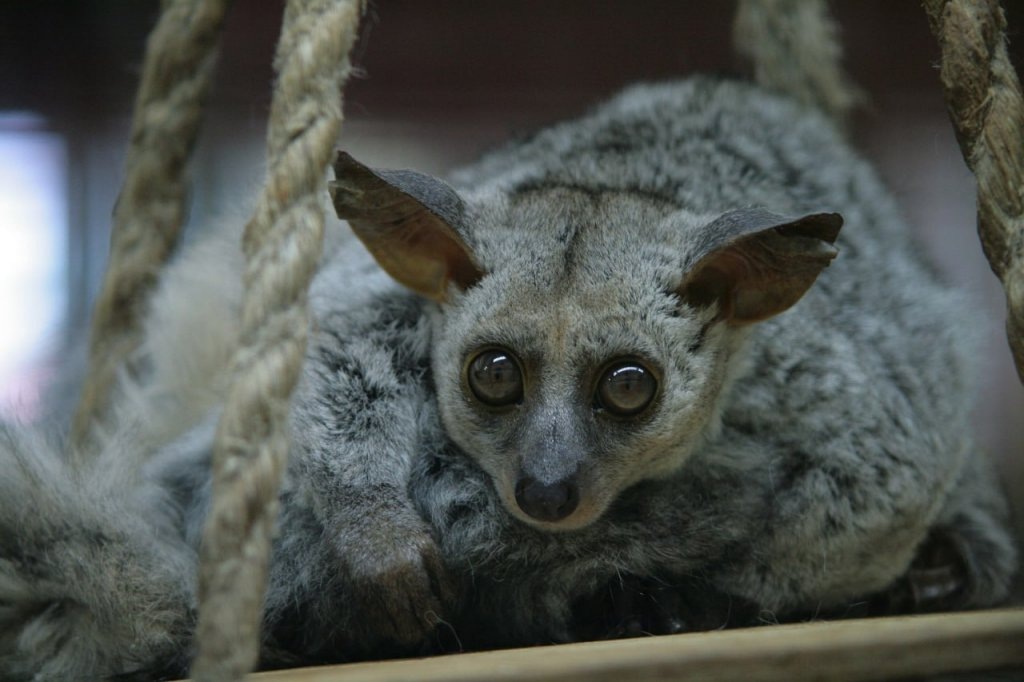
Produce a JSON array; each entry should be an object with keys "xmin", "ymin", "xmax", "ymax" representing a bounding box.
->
[{"xmin": 243, "ymin": 607, "xmax": 1024, "ymax": 682}]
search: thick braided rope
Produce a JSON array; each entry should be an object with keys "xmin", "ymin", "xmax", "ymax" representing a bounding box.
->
[
  {"xmin": 189, "ymin": 1, "xmax": 362, "ymax": 678},
  {"xmin": 733, "ymin": 0, "xmax": 861, "ymax": 125},
  {"xmin": 924, "ymin": 0, "xmax": 1024, "ymax": 383},
  {"xmin": 70, "ymin": 0, "xmax": 232, "ymax": 452}
]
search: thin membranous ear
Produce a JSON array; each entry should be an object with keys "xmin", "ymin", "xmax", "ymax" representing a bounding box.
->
[
  {"xmin": 678, "ymin": 208, "xmax": 843, "ymax": 324},
  {"xmin": 329, "ymin": 151, "xmax": 485, "ymax": 302}
]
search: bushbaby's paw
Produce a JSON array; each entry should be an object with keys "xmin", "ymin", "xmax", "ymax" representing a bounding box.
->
[
  {"xmin": 603, "ymin": 577, "xmax": 688, "ymax": 638},
  {"xmin": 334, "ymin": 503, "xmax": 455, "ymax": 647},
  {"xmin": 868, "ymin": 528, "xmax": 973, "ymax": 616},
  {"xmin": 570, "ymin": 575, "xmax": 758, "ymax": 641}
]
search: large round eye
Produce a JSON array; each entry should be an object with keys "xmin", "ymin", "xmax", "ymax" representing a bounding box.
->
[
  {"xmin": 467, "ymin": 348, "xmax": 524, "ymax": 406},
  {"xmin": 596, "ymin": 362, "xmax": 657, "ymax": 416}
]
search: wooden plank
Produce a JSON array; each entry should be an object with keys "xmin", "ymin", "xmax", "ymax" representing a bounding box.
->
[{"xmin": 244, "ymin": 608, "xmax": 1024, "ymax": 682}]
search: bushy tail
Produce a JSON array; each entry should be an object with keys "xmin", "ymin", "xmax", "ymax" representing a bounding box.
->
[
  {"xmin": 0, "ymin": 424, "xmax": 195, "ymax": 680},
  {"xmin": 733, "ymin": 0, "xmax": 862, "ymax": 125}
]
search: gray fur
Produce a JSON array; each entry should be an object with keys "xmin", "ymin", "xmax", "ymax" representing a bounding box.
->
[
  {"xmin": 0, "ymin": 77, "xmax": 1017, "ymax": 678},
  {"xmin": 0, "ymin": 425, "xmax": 196, "ymax": 680}
]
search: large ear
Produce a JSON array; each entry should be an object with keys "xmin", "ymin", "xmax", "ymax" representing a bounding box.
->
[
  {"xmin": 329, "ymin": 151, "xmax": 484, "ymax": 302},
  {"xmin": 679, "ymin": 208, "xmax": 843, "ymax": 324}
]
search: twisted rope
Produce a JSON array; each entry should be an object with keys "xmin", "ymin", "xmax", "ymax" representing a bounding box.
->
[
  {"xmin": 924, "ymin": 0, "xmax": 1024, "ymax": 383},
  {"xmin": 733, "ymin": 0, "xmax": 862, "ymax": 125},
  {"xmin": 190, "ymin": 1, "xmax": 362, "ymax": 678},
  {"xmin": 70, "ymin": 0, "xmax": 232, "ymax": 452}
]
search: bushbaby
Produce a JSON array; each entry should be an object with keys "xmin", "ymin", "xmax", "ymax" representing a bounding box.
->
[{"xmin": 0, "ymin": 77, "xmax": 1017, "ymax": 679}]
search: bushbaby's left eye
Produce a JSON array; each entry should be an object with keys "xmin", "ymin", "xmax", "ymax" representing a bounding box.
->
[{"xmin": 595, "ymin": 362, "xmax": 657, "ymax": 416}]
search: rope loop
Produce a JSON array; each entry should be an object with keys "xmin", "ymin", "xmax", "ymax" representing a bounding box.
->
[
  {"xmin": 71, "ymin": 0, "xmax": 232, "ymax": 453},
  {"xmin": 190, "ymin": 2, "xmax": 363, "ymax": 678},
  {"xmin": 733, "ymin": 0, "xmax": 862, "ymax": 126},
  {"xmin": 924, "ymin": 0, "xmax": 1024, "ymax": 382}
]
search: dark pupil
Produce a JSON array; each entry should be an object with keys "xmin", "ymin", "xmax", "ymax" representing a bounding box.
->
[
  {"xmin": 599, "ymin": 364, "xmax": 655, "ymax": 415},
  {"xmin": 468, "ymin": 351, "xmax": 523, "ymax": 406}
]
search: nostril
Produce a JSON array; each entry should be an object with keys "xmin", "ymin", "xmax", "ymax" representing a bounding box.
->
[{"xmin": 514, "ymin": 476, "xmax": 580, "ymax": 522}]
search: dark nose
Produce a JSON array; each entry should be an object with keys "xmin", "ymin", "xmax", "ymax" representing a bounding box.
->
[{"xmin": 514, "ymin": 476, "xmax": 580, "ymax": 522}]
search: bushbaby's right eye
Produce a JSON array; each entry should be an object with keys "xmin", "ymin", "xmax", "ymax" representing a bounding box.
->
[{"xmin": 467, "ymin": 348, "xmax": 524, "ymax": 406}]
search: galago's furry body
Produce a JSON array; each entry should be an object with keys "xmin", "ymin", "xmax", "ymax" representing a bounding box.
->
[{"xmin": 0, "ymin": 78, "xmax": 1017, "ymax": 679}]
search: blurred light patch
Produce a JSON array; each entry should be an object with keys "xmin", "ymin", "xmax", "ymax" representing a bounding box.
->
[{"xmin": 0, "ymin": 119, "xmax": 67, "ymax": 420}]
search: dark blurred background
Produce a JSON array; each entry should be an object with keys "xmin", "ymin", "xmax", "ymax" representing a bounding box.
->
[{"xmin": 0, "ymin": 1, "xmax": 1021, "ymax": 558}]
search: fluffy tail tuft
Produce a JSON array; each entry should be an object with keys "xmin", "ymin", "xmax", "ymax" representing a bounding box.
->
[{"xmin": 0, "ymin": 425, "xmax": 195, "ymax": 680}]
